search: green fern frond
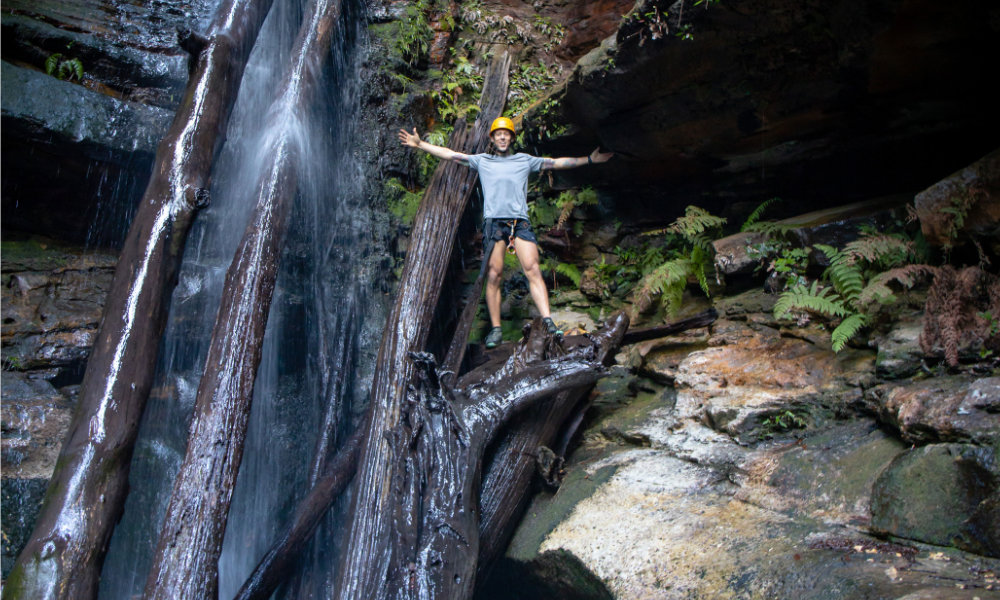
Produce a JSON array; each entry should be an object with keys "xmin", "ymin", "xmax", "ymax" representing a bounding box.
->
[
  {"xmin": 844, "ymin": 234, "xmax": 914, "ymax": 268},
  {"xmin": 45, "ymin": 53, "xmax": 62, "ymax": 76},
  {"xmin": 831, "ymin": 313, "xmax": 867, "ymax": 352},
  {"xmin": 688, "ymin": 232, "xmax": 715, "ymax": 253},
  {"xmin": 668, "ymin": 206, "xmax": 727, "ymax": 240},
  {"xmin": 774, "ymin": 281, "xmax": 849, "ymax": 319},
  {"xmin": 634, "ymin": 257, "xmax": 694, "ymax": 317},
  {"xmin": 741, "ymin": 197, "xmax": 781, "ymax": 231},
  {"xmin": 555, "ymin": 263, "xmax": 582, "ymax": 287},
  {"xmin": 816, "ymin": 244, "xmax": 864, "ymax": 303}
]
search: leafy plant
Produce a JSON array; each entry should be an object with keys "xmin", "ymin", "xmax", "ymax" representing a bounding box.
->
[
  {"xmin": 632, "ymin": 206, "xmax": 726, "ymax": 316},
  {"xmin": 553, "ymin": 187, "xmax": 598, "ymax": 231},
  {"xmin": 920, "ymin": 266, "xmax": 1000, "ymax": 367},
  {"xmin": 758, "ymin": 410, "xmax": 807, "ymax": 439},
  {"xmin": 774, "ymin": 232, "xmax": 932, "ymax": 352},
  {"xmin": 384, "ymin": 178, "xmax": 423, "ymax": 226},
  {"xmin": 45, "ymin": 53, "xmax": 83, "ymax": 81}
]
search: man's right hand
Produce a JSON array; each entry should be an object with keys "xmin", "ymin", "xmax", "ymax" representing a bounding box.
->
[{"xmin": 398, "ymin": 127, "xmax": 421, "ymax": 148}]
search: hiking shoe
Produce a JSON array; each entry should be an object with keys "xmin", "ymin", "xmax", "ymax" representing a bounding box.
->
[
  {"xmin": 485, "ymin": 326, "xmax": 503, "ymax": 349},
  {"xmin": 543, "ymin": 317, "xmax": 563, "ymax": 336}
]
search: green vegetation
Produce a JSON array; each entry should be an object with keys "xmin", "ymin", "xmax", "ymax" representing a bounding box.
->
[
  {"xmin": 384, "ymin": 178, "xmax": 423, "ymax": 226},
  {"xmin": 758, "ymin": 410, "xmax": 807, "ymax": 439},
  {"xmin": 45, "ymin": 53, "xmax": 83, "ymax": 81},
  {"xmin": 773, "ymin": 232, "xmax": 932, "ymax": 351},
  {"xmin": 632, "ymin": 206, "xmax": 726, "ymax": 316}
]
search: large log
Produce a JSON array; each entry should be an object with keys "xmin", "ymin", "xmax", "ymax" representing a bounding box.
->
[
  {"xmin": 381, "ymin": 314, "xmax": 627, "ymax": 600},
  {"xmin": 5, "ymin": 1, "xmax": 276, "ymax": 598},
  {"xmin": 474, "ymin": 308, "xmax": 718, "ymax": 581},
  {"xmin": 140, "ymin": 0, "xmax": 347, "ymax": 598},
  {"xmin": 334, "ymin": 52, "xmax": 511, "ymax": 600}
]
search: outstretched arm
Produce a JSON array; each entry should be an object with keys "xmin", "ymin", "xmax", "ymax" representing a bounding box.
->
[
  {"xmin": 541, "ymin": 147, "xmax": 614, "ymax": 170},
  {"xmin": 398, "ymin": 127, "xmax": 471, "ymax": 164}
]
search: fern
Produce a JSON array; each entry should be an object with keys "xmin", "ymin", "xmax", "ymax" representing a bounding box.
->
[
  {"xmin": 741, "ymin": 197, "xmax": 780, "ymax": 231},
  {"xmin": 555, "ymin": 263, "xmax": 581, "ymax": 287},
  {"xmin": 633, "ymin": 257, "xmax": 694, "ymax": 317},
  {"xmin": 857, "ymin": 264, "xmax": 936, "ymax": 310},
  {"xmin": 831, "ymin": 313, "xmax": 867, "ymax": 352},
  {"xmin": 816, "ymin": 244, "xmax": 864, "ymax": 303},
  {"xmin": 774, "ymin": 281, "xmax": 850, "ymax": 320},
  {"xmin": 668, "ymin": 205, "xmax": 727, "ymax": 239},
  {"xmin": 45, "ymin": 53, "xmax": 62, "ymax": 76},
  {"xmin": 843, "ymin": 234, "xmax": 914, "ymax": 269}
]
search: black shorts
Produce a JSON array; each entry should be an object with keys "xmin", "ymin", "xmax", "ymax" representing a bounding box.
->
[{"xmin": 482, "ymin": 218, "xmax": 537, "ymax": 269}]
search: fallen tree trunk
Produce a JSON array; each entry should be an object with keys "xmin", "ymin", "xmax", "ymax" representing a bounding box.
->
[
  {"xmin": 5, "ymin": 1, "xmax": 276, "ymax": 598},
  {"xmin": 474, "ymin": 308, "xmax": 718, "ymax": 579},
  {"xmin": 334, "ymin": 52, "xmax": 511, "ymax": 600},
  {"xmin": 382, "ymin": 314, "xmax": 628, "ymax": 599},
  {"xmin": 141, "ymin": 0, "xmax": 348, "ymax": 598}
]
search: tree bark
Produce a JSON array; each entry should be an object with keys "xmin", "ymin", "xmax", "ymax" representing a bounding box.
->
[
  {"xmin": 380, "ymin": 314, "xmax": 628, "ymax": 600},
  {"xmin": 472, "ymin": 309, "xmax": 716, "ymax": 582},
  {"xmin": 5, "ymin": 2, "xmax": 276, "ymax": 598},
  {"xmin": 334, "ymin": 52, "xmax": 511, "ymax": 600},
  {"xmin": 234, "ymin": 429, "xmax": 363, "ymax": 600},
  {"xmin": 141, "ymin": 0, "xmax": 347, "ymax": 598}
]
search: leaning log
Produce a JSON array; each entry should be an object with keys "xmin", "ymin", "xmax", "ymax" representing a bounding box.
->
[
  {"xmin": 5, "ymin": 1, "xmax": 276, "ymax": 598},
  {"xmin": 334, "ymin": 52, "xmax": 511, "ymax": 600},
  {"xmin": 141, "ymin": 0, "xmax": 346, "ymax": 598}
]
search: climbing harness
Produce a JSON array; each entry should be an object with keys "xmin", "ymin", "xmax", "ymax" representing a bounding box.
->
[{"xmin": 506, "ymin": 219, "xmax": 518, "ymax": 255}]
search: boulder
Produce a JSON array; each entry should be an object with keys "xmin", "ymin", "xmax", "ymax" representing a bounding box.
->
[
  {"xmin": 864, "ymin": 376, "xmax": 1000, "ymax": 448},
  {"xmin": 914, "ymin": 149, "xmax": 1000, "ymax": 248},
  {"xmin": 673, "ymin": 320, "xmax": 875, "ymax": 440},
  {"xmin": 874, "ymin": 313, "xmax": 926, "ymax": 380},
  {"xmin": 871, "ymin": 443, "xmax": 999, "ymax": 558}
]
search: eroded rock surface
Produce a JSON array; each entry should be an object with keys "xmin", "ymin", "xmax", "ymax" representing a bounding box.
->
[{"xmin": 494, "ymin": 297, "xmax": 1000, "ymax": 599}]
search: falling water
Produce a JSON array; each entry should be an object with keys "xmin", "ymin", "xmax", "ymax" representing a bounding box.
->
[{"xmin": 97, "ymin": 0, "xmax": 386, "ymax": 597}]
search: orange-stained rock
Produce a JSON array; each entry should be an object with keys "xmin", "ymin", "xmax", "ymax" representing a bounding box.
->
[{"xmin": 914, "ymin": 148, "xmax": 1000, "ymax": 248}]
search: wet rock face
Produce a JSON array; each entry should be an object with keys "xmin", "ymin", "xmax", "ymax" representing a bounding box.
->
[
  {"xmin": 535, "ymin": 0, "xmax": 1000, "ymax": 223},
  {"xmin": 1, "ymin": 238, "xmax": 115, "ymax": 576},
  {"xmin": 2, "ymin": 0, "xmax": 215, "ymax": 247},
  {"xmin": 496, "ymin": 295, "xmax": 1000, "ymax": 598},
  {"xmin": 2, "ymin": 62, "xmax": 173, "ymax": 247},
  {"xmin": 871, "ymin": 443, "xmax": 999, "ymax": 558},
  {"xmin": 673, "ymin": 319, "xmax": 874, "ymax": 441}
]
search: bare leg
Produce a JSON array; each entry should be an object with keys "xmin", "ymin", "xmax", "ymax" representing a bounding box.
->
[
  {"xmin": 513, "ymin": 237, "xmax": 551, "ymax": 318},
  {"xmin": 485, "ymin": 241, "xmax": 506, "ymax": 328}
]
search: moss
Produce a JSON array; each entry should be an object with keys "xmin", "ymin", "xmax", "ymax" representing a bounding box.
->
[{"xmin": 505, "ymin": 464, "xmax": 618, "ymax": 561}]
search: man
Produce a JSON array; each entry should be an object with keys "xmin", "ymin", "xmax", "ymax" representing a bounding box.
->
[{"xmin": 398, "ymin": 116, "xmax": 613, "ymax": 348}]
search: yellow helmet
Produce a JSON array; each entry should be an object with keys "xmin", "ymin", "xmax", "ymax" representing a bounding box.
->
[{"xmin": 490, "ymin": 116, "xmax": 515, "ymax": 136}]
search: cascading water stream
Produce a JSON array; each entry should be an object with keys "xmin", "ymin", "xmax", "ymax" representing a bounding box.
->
[{"xmin": 97, "ymin": 0, "xmax": 385, "ymax": 597}]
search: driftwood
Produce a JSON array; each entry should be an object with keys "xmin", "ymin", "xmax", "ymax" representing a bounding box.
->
[
  {"xmin": 380, "ymin": 314, "xmax": 628, "ymax": 599},
  {"xmin": 5, "ymin": 1, "xmax": 276, "ymax": 598},
  {"xmin": 140, "ymin": 0, "xmax": 347, "ymax": 598},
  {"xmin": 333, "ymin": 52, "xmax": 512, "ymax": 600}
]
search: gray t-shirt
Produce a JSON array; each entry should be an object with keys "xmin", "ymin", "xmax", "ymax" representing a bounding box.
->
[{"xmin": 466, "ymin": 152, "xmax": 545, "ymax": 220}]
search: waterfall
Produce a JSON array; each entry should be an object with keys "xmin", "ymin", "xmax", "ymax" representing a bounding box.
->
[{"xmin": 97, "ymin": 0, "xmax": 385, "ymax": 597}]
